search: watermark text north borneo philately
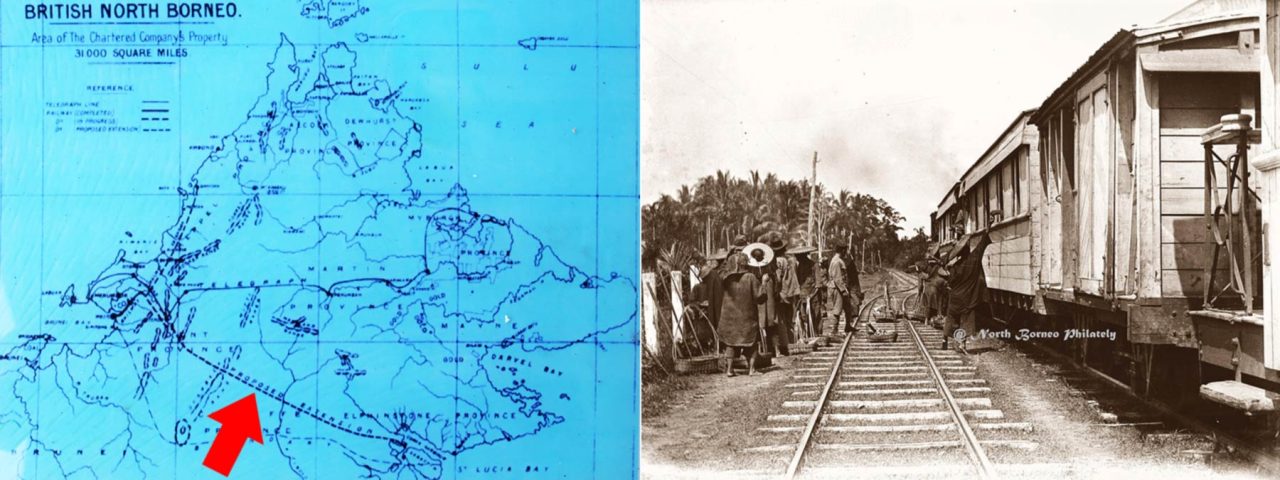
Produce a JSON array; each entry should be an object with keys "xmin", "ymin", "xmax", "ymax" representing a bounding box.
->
[{"xmin": 956, "ymin": 328, "xmax": 1118, "ymax": 342}]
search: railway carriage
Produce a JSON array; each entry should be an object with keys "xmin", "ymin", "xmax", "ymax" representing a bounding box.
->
[
  {"xmin": 932, "ymin": 111, "xmax": 1040, "ymax": 313},
  {"xmin": 933, "ymin": 0, "xmax": 1280, "ymax": 414}
]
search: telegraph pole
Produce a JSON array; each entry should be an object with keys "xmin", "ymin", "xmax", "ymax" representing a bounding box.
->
[
  {"xmin": 704, "ymin": 216, "xmax": 711, "ymax": 257},
  {"xmin": 861, "ymin": 238, "xmax": 867, "ymax": 272},
  {"xmin": 807, "ymin": 151, "xmax": 818, "ymax": 247}
]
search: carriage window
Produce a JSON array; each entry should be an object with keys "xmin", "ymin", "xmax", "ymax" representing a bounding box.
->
[
  {"xmin": 974, "ymin": 188, "xmax": 981, "ymax": 231},
  {"xmin": 1013, "ymin": 153, "xmax": 1024, "ymax": 215},
  {"xmin": 988, "ymin": 174, "xmax": 1000, "ymax": 224},
  {"xmin": 1063, "ymin": 106, "xmax": 1076, "ymax": 192},
  {"xmin": 1000, "ymin": 163, "xmax": 1013, "ymax": 220}
]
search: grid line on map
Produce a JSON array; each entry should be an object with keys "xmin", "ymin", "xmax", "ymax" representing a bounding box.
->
[
  {"xmin": 453, "ymin": 1, "xmax": 462, "ymax": 476},
  {"xmin": 174, "ymin": 22, "xmax": 182, "ymax": 477},
  {"xmin": 0, "ymin": 43, "xmax": 638, "ymax": 50},
  {"xmin": 0, "ymin": 192, "xmax": 640, "ymax": 198},
  {"xmin": 314, "ymin": 11, "xmax": 323, "ymax": 479},
  {"xmin": 593, "ymin": 0, "xmax": 602, "ymax": 476},
  {"xmin": 0, "ymin": 340, "xmax": 638, "ymax": 346},
  {"xmin": 36, "ymin": 13, "xmax": 45, "ymax": 480}
]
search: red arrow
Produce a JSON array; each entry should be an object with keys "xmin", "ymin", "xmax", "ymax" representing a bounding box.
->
[{"xmin": 202, "ymin": 393, "xmax": 264, "ymax": 476}]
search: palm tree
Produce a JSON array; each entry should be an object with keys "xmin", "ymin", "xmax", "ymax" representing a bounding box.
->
[{"xmin": 640, "ymin": 169, "xmax": 919, "ymax": 272}]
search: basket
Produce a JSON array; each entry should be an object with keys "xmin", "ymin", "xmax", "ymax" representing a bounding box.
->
[
  {"xmin": 673, "ymin": 354, "xmax": 722, "ymax": 375},
  {"xmin": 788, "ymin": 342, "xmax": 814, "ymax": 355}
]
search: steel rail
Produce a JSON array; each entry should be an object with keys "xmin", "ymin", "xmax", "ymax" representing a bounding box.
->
[
  {"xmin": 892, "ymin": 268, "xmax": 998, "ymax": 478},
  {"xmin": 783, "ymin": 330, "xmax": 853, "ymax": 479},
  {"xmin": 784, "ymin": 269, "xmax": 924, "ymax": 479},
  {"xmin": 1022, "ymin": 340, "xmax": 1280, "ymax": 475},
  {"xmin": 859, "ymin": 271, "xmax": 917, "ymax": 319},
  {"xmin": 904, "ymin": 318, "xmax": 997, "ymax": 479},
  {"xmin": 886, "ymin": 269, "xmax": 923, "ymax": 316}
]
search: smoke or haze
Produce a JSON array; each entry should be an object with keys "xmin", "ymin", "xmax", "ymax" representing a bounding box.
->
[{"xmin": 642, "ymin": 0, "xmax": 1196, "ymax": 234}]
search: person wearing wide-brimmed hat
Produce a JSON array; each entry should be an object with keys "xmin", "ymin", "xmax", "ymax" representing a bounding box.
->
[
  {"xmin": 746, "ymin": 241, "xmax": 790, "ymax": 357},
  {"xmin": 718, "ymin": 252, "xmax": 766, "ymax": 376}
]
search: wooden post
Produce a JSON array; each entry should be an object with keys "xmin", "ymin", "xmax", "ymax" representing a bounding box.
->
[
  {"xmin": 704, "ymin": 216, "xmax": 711, "ymax": 257},
  {"xmin": 670, "ymin": 271, "xmax": 686, "ymax": 353},
  {"xmin": 808, "ymin": 151, "xmax": 819, "ymax": 247},
  {"xmin": 641, "ymin": 273, "xmax": 673, "ymax": 370},
  {"xmin": 642, "ymin": 272, "xmax": 660, "ymax": 354},
  {"xmin": 1242, "ymin": 133, "xmax": 1255, "ymax": 314},
  {"xmin": 1205, "ymin": 143, "xmax": 1215, "ymax": 306},
  {"xmin": 847, "ymin": 232, "xmax": 854, "ymax": 267}
]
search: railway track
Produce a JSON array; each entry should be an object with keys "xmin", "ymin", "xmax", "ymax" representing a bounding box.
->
[
  {"xmin": 746, "ymin": 269, "xmax": 1059, "ymax": 479},
  {"xmin": 1008, "ymin": 337, "xmax": 1280, "ymax": 475}
]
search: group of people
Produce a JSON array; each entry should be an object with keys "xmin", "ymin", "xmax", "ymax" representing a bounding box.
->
[
  {"xmin": 685, "ymin": 211, "xmax": 998, "ymax": 377},
  {"xmin": 692, "ymin": 236, "xmax": 862, "ymax": 377}
]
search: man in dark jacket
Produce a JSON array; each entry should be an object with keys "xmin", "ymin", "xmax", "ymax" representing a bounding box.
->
[
  {"xmin": 807, "ymin": 252, "xmax": 826, "ymax": 337},
  {"xmin": 922, "ymin": 257, "xmax": 947, "ymax": 324},
  {"xmin": 691, "ymin": 250, "xmax": 727, "ymax": 331},
  {"xmin": 719, "ymin": 252, "xmax": 766, "ymax": 376},
  {"xmin": 943, "ymin": 213, "xmax": 993, "ymax": 350},
  {"xmin": 844, "ymin": 245, "xmax": 862, "ymax": 331}
]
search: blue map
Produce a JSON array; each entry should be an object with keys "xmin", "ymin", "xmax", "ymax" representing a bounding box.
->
[{"xmin": 0, "ymin": 1, "xmax": 639, "ymax": 478}]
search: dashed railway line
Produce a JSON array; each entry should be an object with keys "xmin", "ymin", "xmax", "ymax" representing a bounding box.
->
[{"xmin": 745, "ymin": 270, "xmax": 1063, "ymax": 479}]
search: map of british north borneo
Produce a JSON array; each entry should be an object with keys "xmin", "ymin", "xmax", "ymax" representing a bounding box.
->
[{"xmin": 0, "ymin": 1, "xmax": 640, "ymax": 478}]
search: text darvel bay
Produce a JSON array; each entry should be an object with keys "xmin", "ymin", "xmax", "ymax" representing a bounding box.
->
[{"xmin": 24, "ymin": 3, "xmax": 240, "ymax": 20}]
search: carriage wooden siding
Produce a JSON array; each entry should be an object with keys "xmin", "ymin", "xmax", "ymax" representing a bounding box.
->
[
  {"xmin": 972, "ymin": 114, "xmax": 1036, "ymax": 297},
  {"xmin": 932, "ymin": 10, "xmax": 1265, "ymax": 347},
  {"xmin": 932, "ymin": 113, "xmax": 1038, "ymax": 300},
  {"xmin": 1159, "ymin": 73, "xmax": 1257, "ymax": 298}
]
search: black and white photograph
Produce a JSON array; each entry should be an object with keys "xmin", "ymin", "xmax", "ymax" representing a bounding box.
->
[{"xmin": 640, "ymin": 0, "xmax": 1280, "ymax": 478}]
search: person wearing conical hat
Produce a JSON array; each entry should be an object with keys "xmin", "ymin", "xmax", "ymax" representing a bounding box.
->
[
  {"xmin": 745, "ymin": 242, "xmax": 790, "ymax": 358},
  {"xmin": 718, "ymin": 252, "xmax": 766, "ymax": 376}
]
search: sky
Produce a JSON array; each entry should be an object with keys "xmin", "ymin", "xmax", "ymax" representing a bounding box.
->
[{"xmin": 641, "ymin": 0, "xmax": 1199, "ymax": 235}]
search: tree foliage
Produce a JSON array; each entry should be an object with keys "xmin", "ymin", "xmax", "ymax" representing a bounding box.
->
[{"xmin": 642, "ymin": 170, "xmax": 923, "ymax": 271}]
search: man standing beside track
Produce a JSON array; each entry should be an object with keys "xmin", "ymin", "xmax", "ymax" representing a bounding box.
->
[
  {"xmin": 844, "ymin": 244, "xmax": 862, "ymax": 332},
  {"xmin": 826, "ymin": 246, "xmax": 855, "ymax": 335},
  {"xmin": 922, "ymin": 256, "xmax": 946, "ymax": 326},
  {"xmin": 808, "ymin": 251, "xmax": 826, "ymax": 336}
]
